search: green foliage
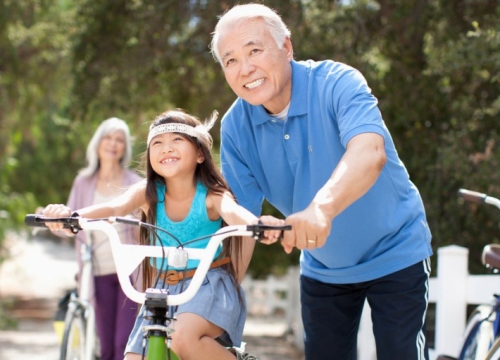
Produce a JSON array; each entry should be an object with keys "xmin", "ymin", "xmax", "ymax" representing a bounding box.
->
[
  {"xmin": 0, "ymin": 0, "xmax": 79, "ymax": 206},
  {"xmin": 1, "ymin": 0, "xmax": 500, "ymax": 278},
  {"xmin": 0, "ymin": 300, "xmax": 17, "ymax": 330}
]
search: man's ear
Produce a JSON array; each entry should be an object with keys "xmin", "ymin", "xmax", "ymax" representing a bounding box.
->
[{"xmin": 284, "ymin": 37, "xmax": 294, "ymax": 61}]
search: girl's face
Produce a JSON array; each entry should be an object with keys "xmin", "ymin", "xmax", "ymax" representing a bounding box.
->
[
  {"xmin": 149, "ymin": 132, "xmax": 204, "ymax": 180},
  {"xmin": 98, "ymin": 130, "xmax": 126, "ymax": 164}
]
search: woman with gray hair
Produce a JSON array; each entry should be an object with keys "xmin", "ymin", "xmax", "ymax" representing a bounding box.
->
[{"xmin": 66, "ymin": 117, "xmax": 142, "ymax": 360}]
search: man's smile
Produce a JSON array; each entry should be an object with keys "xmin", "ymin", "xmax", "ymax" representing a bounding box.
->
[{"xmin": 244, "ymin": 78, "xmax": 265, "ymax": 89}]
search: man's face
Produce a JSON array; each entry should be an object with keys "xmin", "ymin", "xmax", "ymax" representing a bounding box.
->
[{"xmin": 217, "ymin": 18, "xmax": 293, "ymax": 114}]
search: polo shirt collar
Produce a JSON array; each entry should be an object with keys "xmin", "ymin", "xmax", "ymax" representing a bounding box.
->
[
  {"xmin": 250, "ymin": 60, "xmax": 308, "ymax": 125},
  {"xmin": 288, "ymin": 60, "xmax": 308, "ymax": 117}
]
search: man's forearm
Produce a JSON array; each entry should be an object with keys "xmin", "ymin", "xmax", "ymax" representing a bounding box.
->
[{"xmin": 313, "ymin": 133, "xmax": 386, "ymax": 221}]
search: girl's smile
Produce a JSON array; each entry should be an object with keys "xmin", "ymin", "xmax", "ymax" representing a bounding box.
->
[{"xmin": 160, "ymin": 156, "xmax": 180, "ymax": 165}]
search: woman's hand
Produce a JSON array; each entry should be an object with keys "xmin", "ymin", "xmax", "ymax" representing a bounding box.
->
[
  {"xmin": 259, "ymin": 215, "xmax": 286, "ymax": 245},
  {"xmin": 43, "ymin": 204, "xmax": 74, "ymax": 235}
]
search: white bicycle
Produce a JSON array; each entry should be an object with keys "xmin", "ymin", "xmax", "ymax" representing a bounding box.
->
[
  {"xmin": 25, "ymin": 213, "xmax": 290, "ymax": 360},
  {"xmin": 56, "ymin": 228, "xmax": 99, "ymax": 360},
  {"xmin": 438, "ymin": 189, "xmax": 500, "ymax": 360}
]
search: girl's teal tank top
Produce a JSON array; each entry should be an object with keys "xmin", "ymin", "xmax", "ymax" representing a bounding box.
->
[{"xmin": 152, "ymin": 181, "xmax": 223, "ymax": 270}]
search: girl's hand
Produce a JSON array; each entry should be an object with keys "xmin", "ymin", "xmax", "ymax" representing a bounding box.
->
[
  {"xmin": 43, "ymin": 204, "xmax": 74, "ymax": 235},
  {"xmin": 259, "ymin": 215, "xmax": 286, "ymax": 245}
]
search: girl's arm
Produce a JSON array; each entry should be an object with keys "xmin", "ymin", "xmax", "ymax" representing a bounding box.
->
[
  {"xmin": 44, "ymin": 180, "xmax": 148, "ymax": 233},
  {"xmin": 208, "ymin": 190, "xmax": 284, "ymax": 281},
  {"xmin": 80, "ymin": 180, "xmax": 148, "ymax": 217},
  {"xmin": 208, "ymin": 190, "xmax": 284, "ymax": 237}
]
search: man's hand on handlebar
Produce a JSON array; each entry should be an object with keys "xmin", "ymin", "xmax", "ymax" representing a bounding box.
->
[
  {"xmin": 258, "ymin": 215, "xmax": 286, "ymax": 245},
  {"xmin": 43, "ymin": 204, "xmax": 74, "ymax": 235},
  {"xmin": 281, "ymin": 203, "xmax": 331, "ymax": 254}
]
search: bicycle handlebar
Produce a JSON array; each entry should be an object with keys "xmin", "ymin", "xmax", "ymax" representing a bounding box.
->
[
  {"xmin": 25, "ymin": 214, "xmax": 82, "ymax": 233},
  {"xmin": 458, "ymin": 188, "xmax": 500, "ymax": 210},
  {"xmin": 25, "ymin": 215, "xmax": 291, "ymax": 306},
  {"xmin": 458, "ymin": 189, "xmax": 488, "ymax": 204},
  {"xmin": 458, "ymin": 190, "xmax": 500, "ymax": 268}
]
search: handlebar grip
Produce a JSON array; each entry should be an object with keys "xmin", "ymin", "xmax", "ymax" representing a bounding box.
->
[
  {"xmin": 25, "ymin": 214, "xmax": 49, "ymax": 227},
  {"xmin": 458, "ymin": 189, "xmax": 488, "ymax": 204},
  {"xmin": 24, "ymin": 214, "xmax": 82, "ymax": 233},
  {"xmin": 247, "ymin": 224, "xmax": 292, "ymax": 232},
  {"xmin": 246, "ymin": 224, "xmax": 292, "ymax": 242}
]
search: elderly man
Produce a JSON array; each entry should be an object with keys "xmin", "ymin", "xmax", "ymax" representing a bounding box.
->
[{"xmin": 211, "ymin": 3, "xmax": 432, "ymax": 360}]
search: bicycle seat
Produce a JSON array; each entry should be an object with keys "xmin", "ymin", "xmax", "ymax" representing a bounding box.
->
[{"xmin": 482, "ymin": 244, "xmax": 500, "ymax": 270}]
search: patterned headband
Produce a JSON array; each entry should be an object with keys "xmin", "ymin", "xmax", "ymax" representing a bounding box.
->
[{"xmin": 147, "ymin": 111, "xmax": 218, "ymax": 148}]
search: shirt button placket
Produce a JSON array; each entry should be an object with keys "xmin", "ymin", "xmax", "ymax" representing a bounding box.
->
[{"xmin": 282, "ymin": 128, "xmax": 296, "ymax": 175}]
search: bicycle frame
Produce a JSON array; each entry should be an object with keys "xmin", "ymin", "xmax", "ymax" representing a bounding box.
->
[
  {"xmin": 452, "ymin": 189, "xmax": 500, "ymax": 360},
  {"xmin": 59, "ymin": 233, "xmax": 97, "ymax": 360},
  {"xmin": 79, "ymin": 239, "xmax": 97, "ymax": 360}
]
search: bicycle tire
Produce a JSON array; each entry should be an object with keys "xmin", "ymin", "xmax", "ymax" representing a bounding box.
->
[
  {"xmin": 60, "ymin": 304, "xmax": 87, "ymax": 360},
  {"xmin": 459, "ymin": 305, "xmax": 496, "ymax": 360},
  {"xmin": 485, "ymin": 337, "xmax": 500, "ymax": 360}
]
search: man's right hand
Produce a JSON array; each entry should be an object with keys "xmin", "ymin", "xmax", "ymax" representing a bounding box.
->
[{"xmin": 282, "ymin": 203, "xmax": 331, "ymax": 254}]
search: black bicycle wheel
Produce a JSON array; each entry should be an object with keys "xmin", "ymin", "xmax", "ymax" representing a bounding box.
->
[
  {"xmin": 60, "ymin": 304, "xmax": 87, "ymax": 360},
  {"xmin": 459, "ymin": 305, "xmax": 495, "ymax": 360}
]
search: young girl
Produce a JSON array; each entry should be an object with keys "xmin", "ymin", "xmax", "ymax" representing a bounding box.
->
[{"xmin": 44, "ymin": 109, "xmax": 284, "ymax": 360}]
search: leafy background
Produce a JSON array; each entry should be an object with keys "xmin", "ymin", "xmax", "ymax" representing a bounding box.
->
[{"xmin": 1, "ymin": 0, "xmax": 499, "ymax": 282}]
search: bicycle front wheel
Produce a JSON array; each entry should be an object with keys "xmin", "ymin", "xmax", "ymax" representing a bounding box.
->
[
  {"xmin": 459, "ymin": 305, "xmax": 495, "ymax": 360},
  {"xmin": 60, "ymin": 304, "xmax": 87, "ymax": 360}
]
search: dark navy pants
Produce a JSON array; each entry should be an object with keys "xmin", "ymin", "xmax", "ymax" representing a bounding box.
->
[{"xmin": 300, "ymin": 259, "xmax": 431, "ymax": 360}]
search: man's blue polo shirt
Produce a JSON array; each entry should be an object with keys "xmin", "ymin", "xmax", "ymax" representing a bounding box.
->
[{"xmin": 220, "ymin": 59, "xmax": 432, "ymax": 284}]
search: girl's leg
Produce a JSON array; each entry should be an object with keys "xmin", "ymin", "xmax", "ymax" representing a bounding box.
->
[
  {"xmin": 114, "ymin": 275, "xmax": 138, "ymax": 360},
  {"xmin": 171, "ymin": 313, "xmax": 236, "ymax": 360},
  {"xmin": 124, "ymin": 353, "xmax": 142, "ymax": 360}
]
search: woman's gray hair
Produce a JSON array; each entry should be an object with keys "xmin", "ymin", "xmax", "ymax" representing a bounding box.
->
[
  {"xmin": 79, "ymin": 117, "xmax": 133, "ymax": 178},
  {"xmin": 210, "ymin": 3, "xmax": 291, "ymax": 65}
]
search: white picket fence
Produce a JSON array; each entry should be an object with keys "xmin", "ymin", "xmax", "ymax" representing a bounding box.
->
[{"xmin": 241, "ymin": 245, "xmax": 500, "ymax": 359}]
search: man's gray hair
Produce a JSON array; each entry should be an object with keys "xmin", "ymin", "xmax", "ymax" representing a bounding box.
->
[
  {"xmin": 79, "ymin": 117, "xmax": 133, "ymax": 178},
  {"xmin": 210, "ymin": 3, "xmax": 291, "ymax": 65}
]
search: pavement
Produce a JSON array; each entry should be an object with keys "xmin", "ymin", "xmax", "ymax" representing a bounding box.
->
[{"xmin": 0, "ymin": 231, "xmax": 304, "ymax": 360}]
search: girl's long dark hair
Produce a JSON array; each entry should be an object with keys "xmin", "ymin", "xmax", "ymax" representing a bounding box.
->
[{"xmin": 140, "ymin": 109, "xmax": 244, "ymax": 303}]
